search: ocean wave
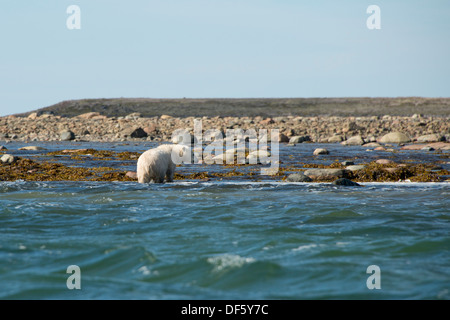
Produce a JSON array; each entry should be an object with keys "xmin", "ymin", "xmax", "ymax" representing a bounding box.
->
[{"xmin": 206, "ymin": 254, "xmax": 256, "ymax": 273}]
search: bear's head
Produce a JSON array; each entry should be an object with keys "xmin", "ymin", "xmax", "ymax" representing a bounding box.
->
[{"xmin": 171, "ymin": 144, "xmax": 195, "ymax": 164}]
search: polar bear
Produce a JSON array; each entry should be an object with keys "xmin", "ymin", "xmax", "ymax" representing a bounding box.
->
[{"xmin": 137, "ymin": 144, "xmax": 190, "ymax": 183}]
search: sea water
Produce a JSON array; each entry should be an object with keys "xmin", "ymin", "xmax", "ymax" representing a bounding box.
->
[{"xmin": 0, "ymin": 142, "xmax": 449, "ymax": 299}]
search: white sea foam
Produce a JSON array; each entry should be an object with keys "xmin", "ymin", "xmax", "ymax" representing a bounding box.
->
[
  {"xmin": 207, "ymin": 254, "xmax": 255, "ymax": 272},
  {"xmin": 293, "ymin": 244, "xmax": 318, "ymax": 252}
]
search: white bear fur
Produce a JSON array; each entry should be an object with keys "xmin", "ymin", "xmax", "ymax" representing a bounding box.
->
[{"xmin": 137, "ymin": 144, "xmax": 190, "ymax": 183}]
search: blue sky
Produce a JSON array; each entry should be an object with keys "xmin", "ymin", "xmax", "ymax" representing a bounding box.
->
[{"xmin": 0, "ymin": 0, "xmax": 449, "ymax": 116}]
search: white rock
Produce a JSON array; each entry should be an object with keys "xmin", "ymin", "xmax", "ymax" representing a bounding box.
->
[
  {"xmin": 313, "ymin": 148, "xmax": 329, "ymax": 155},
  {"xmin": 378, "ymin": 132, "xmax": 411, "ymax": 144},
  {"xmin": 1, "ymin": 154, "xmax": 16, "ymax": 164}
]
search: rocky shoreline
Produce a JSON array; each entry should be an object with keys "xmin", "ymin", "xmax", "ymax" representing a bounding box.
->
[
  {"xmin": 0, "ymin": 112, "xmax": 449, "ymax": 144},
  {"xmin": 1, "ymin": 112, "xmax": 449, "ymax": 183},
  {"xmin": 1, "ymin": 150, "xmax": 448, "ymax": 183}
]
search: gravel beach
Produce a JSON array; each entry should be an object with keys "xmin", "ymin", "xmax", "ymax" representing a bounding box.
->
[{"xmin": 1, "ymin": 112, "xmax": 449, "ymax": 145}]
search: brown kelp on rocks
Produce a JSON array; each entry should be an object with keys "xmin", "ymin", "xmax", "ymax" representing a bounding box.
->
[
  {"xmin": 1, "ymin": 152, "xmax": 447, "ymax": 182},
  {"xmin": 0, "ymin": 157, "xmax": 135, "ymax": 182}
]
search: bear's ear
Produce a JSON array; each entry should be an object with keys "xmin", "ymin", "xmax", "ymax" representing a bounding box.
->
[{"xmin": 179, "ymin": 146, "xmax": 186, "ymax": 158}]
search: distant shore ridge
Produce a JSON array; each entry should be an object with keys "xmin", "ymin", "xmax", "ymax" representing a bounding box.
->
[{"xmin": 13, "ymin": 97, "xmax": 450, "ymax": 118}]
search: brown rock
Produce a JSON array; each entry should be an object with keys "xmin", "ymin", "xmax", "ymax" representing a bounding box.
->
[
  {"xmin": 341, "ymin": 135, "xmax": 365, "ymax": 145},
  {"xmin": 376, "ymin": 159, "xmax": 395, "ymax": 165},
  {"xmin": 328, "ymin": 135, "xmax": 344, "ymax": 143},
  {"xmin": 282, "ymin": 129, "xmax": 295, "ymax": 137},
  {"xmin": 401, "ymin": 142, "xmax": 450, "ymax": 151},
  {"xmin": 259, "ymin": 118, "xmax": 274, "ymax": 125},
  {"xmin": 77, "ymin": 112, "xmax": 101, "ymax": 119},
  {"xmin": 383, "ymin": 167, "xmax": 399, "ymax": 174},
  {"xmin": 278, "ymin": 133, "xmax": 290, "ymax": 143},
  {"xmin": 143, "ymin": 124, "xmax": 157, "ymax": 135},
  {"xmin": 416, "ymin": 134, "xmax": 445, "ymax": 143},
  {"xmin": 126, "ymin": 171, "xmax": 137, "ymax": 179},
  {"xmin": 28, "ymin": 112, "xmax": 38, "ymax": 120}
]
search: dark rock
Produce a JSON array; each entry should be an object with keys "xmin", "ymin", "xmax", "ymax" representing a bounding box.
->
[
  {"xmin": 278, "ymin": 133, "xmax": 290, "ymax": 143},
  {"xmin": 285, "ymin": 173, "xmax": 313, "ymax": 182},
  {"xmin": 332, "ymin": 178, "xmax": 360, "ymax": 186},
  {"xmin": 304, "ymin": 168, "xmax": 350, "ymax": 180},
  {"xmin": 341, "ymin": 161, "xmax": 354, "ymax": 166},
  {"xmin": 130, "ymin": 127, "xmax": 148, "ymax": 138},
  {"xmin": 289, "ymin": 135, "xmax": 311, "ymax": 144}
]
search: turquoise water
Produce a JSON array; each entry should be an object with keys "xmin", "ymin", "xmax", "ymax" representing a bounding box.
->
[{"xmin": 1, "ymin": 180, "xmax": 449, "ymax": 299}]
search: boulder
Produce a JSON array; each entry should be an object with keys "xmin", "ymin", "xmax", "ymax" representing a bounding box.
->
[
  {"xmin": 90, "ymin": 115, "xmax": 108, "ymax": 121},
  {"xmin": 130, "ymin": 127, "xmax": 148, "ymax": 138},
  {"xmin": 126, "ymin": 171, "xmax": 137, "ymax": 179},
  {"xmin": 376, "ymin": 159, "xmax": 395, "ymax": 165},
  {"xmin": 289, "ymin": 135, "xmax": 310, "ymax": 144},
  {"xmin": 125, "ymin": 112, "xmax": 142, "ymax": 120},
  {"xmin": 341, "ymin": 135, "xmax": 365, "ymax": 146},
  {"xmin": 62, "ymin": 149, "xmax": 88, "ymax": 153},
  {"xmin": 282, "ymin": 128, "xmax": 295, "ymax": 137},
  {"xmin": 60, "ymin": 130, "xmax": 75, "ymax": 141},
  {"xmin": 328, "ymin": 135, "xmax": 344, "ymax": 143},
  {"xmin": 383, "ymin": 167, "xmax": 399, "ymax": 174},
  {"xmin": 143, "ymin": 124, "xmax": 157, "ymax": 135},
  {"xmin": 122, "ymin": 127, "xmax": 148, "ymax": 138},
  {"xmin": 285, "ymin": 173, "xmax": 313, "ymax": 182},
  {"xmin": 362, "ymin": 142, "xmax": 382, "ymax": 148},
  {"xmin": 18, "ymin": 146, "xmax": 46, "ymax": 151},
  {"xmin": 346, "ymin": 165, "xmax": 366, "ymax": 171},
  {"xmin": 313, "ymin": 148, "xmax": 329, "ymax": 155},
  {"xmin": 0, "ymin": 145, "xmax": 7, "ymax": 150},
  {"xmin": 246, "ymin": 150, "xmax": 271, "ymax": 164},
  {"xmin": 378, "ymin": 132, "xmax": 411, "ymax": 144},
  {"xmin": 304, "ymin": 168, "xmax": 350, "ymax": 180},
  {"xmin": 1, "ymin": 154, "xmax": 16, "ymax": 164},
  {"xmin": 401, "ymin": 142, "xmax": 450, "ymax": 151},
  {"xmin": 27, "ymin": 112, "xmax": 38, "ymax": 120},
  {"xmin": 259, "ymin": 118, "xmax": 274, "ymax": 125},
  {"xmin": 332, "ymin": 178, "xmax": 360, "ymax": 186},
  {"xmin": 416, "ymin": 134, "xmax": 445, "ymax": 143},
  {"xmin": 278, "ymin": 133, "xmax": 290, "ymax": 143},
  {"xmin": 76, "ymin": 112, "xmax": 101, "ymax": 119}
]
